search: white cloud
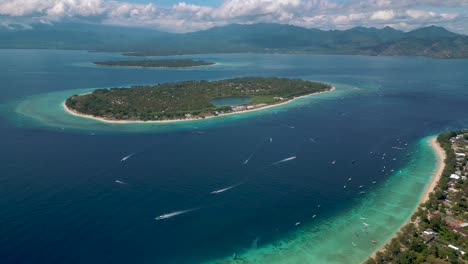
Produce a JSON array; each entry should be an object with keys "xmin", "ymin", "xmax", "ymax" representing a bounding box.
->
[
  {"xmin": 106, "ymin": 2, "xmax": 157, "ymax": 19},
  {"xmin": 0, "ymin": 0, "xmax": 466, "ymax": 34},
  {"xmin": 371, "ymin": 10, "xmax": 395, "ymax": 20},
  {"xmin": 214, "ymin": 0, "xmax": 301, "ymax": 19},
  {"xmin": 0, "ymin": 0, "xmax": 106, "ymax": 18}
]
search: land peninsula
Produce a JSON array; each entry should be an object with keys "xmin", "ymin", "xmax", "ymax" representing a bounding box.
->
[
  {"xmin": 64, "ymin": 77, "xmax": 333, "ymax": 122},
  {"xmin": 93, "ymin": 59, "xmax": 215, "ymax": 68}
]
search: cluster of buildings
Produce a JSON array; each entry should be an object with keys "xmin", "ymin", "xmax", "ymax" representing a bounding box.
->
[
  {"xmin": 424, "ymin": 132, "xmax": 468, "ymax": 257},
  {"xmin": 181, "ymin": 102, "xmax": 271, "ymax": 119},
  {"xmin": 421, "ymin": 133, "xmax": 468, "ymax": 256},
  {"xmin": 450, "ymin": 133, "xmax": 468, "ymax": 180},
  {"xmin": 445, "ymin": 133, "xmax": 468, "ymax": 240},
  {"xmin": 231, "ymin": 103, "xmax": 268, "ymax": 112}
]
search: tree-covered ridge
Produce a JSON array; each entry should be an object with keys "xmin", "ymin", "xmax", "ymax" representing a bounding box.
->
[
  {"xmin": 2, "ymin": 23, "xmax": 468, "ymax": 59},
  {"xmin": 65, "ymin": 77, "xmax": 331, "ymax": 121},
  {"xmin": 94, "ymin": 59, "xmax": 214, "ymax": 68}
]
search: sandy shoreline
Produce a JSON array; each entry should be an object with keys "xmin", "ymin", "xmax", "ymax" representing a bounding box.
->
[
  {"xmin": 369, "ymin": 136, "xmax": 446, "ymax": 260},
  {"xmin": 62, "ymin": 87, "xmax": 335, "ymax": 124}
]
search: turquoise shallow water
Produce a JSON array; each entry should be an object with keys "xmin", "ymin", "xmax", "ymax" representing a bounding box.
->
[
  {"xmin": 0, "ymin": 50, "xmax": 467, "ymax": 264},
  {"xmin": 11, "ymin": 82, "xmax": 348, "ymax": 134},
  {"xmin": 207, "ymin": 137, "xmax": 438, "ymax": 263}
]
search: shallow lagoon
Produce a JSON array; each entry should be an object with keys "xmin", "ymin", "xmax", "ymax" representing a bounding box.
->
[
  {"xmin": 211, "ymin": 96, "xmax": 252, "ymax": 107},
  {"xmin": 0, "ymin": 50, "xmax": 467, "ymax": 263}
]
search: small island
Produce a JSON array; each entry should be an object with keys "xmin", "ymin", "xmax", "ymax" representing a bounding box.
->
[
  {"xmin": 93, "ymin": 59, "xmax": 215, "ymax": 68},
  {"xmin": 64, "ymin": 77, "xmax": 333, "ymax": 122}
]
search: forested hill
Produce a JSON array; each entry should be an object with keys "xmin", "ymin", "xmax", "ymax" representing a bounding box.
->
[{"xmin": 1, "ymin": 23, "xmax": 467, "ymax": 59}]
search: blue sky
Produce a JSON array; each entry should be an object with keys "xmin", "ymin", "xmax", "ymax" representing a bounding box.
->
[{"xmin": 0, "ymin": 0, "xmax": 467, "ymax": 34}]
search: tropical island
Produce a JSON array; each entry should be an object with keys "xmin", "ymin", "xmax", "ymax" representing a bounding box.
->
[
  {"xmin": 367, "ymin": 130, "xmax": 468, "ymax": 264},
  {"xmin": 64, "ymin": 77, "xmax": 333, "ymax": 122},
  {"xmin": 93, "ymin": 59, "xmax": 215, "ymax": 68}
]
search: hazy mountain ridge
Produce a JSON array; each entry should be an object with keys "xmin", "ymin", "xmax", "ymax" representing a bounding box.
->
[
  {"xmin": 1, "ymin": 23, "xmax": 467, "ymax": 59},
  {"xmin": 0, "ymin": 23, "xmax": 169, "ymax": 50}
]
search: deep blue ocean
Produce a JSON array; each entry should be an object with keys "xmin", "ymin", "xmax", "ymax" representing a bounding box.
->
[{"xmin": 0, "ymin": 50, "xmax": 467, "ymax": 264}]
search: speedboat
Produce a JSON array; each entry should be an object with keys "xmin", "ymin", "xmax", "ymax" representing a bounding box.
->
[{"xmin": 155, "ymin": 214, "xmax": 170, "ymax": 220}]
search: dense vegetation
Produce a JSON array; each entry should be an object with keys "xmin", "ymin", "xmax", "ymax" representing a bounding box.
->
[
  {"xmin": 2, "ymin": 23, "xmax": 468, "ymax": 59},
  {"xmin": 366, "ymin": 130, "xmax": 468, "ymax": 264},
  {"xmin": 65, "ymin": 77, "xmax": 331, "ymax": 121},
  {"xmin": 94, "ymin": 59, "xmax": 214, "ymax": 68}
]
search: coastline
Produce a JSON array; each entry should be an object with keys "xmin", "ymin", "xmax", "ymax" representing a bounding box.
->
[
  {"xmin": 369, "ymin": 136, "xmax": 446, "ymax": 260},
  {"xmin": 92, "ymin": 62, "xmax": 218, "ymax": 69},
  {"xmin": 62, "ymin": 86, "xmax": 335, "ymax": 124}
]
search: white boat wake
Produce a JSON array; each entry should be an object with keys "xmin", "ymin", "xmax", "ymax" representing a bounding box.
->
[
  {"xmin": 211, "ymin": 183, "xmax": 242, "ymax": 194},
  {"xmin": 243, "ymin": 152, "xmax": 255, "ymax": 165},
  {"xmin": 121, "ymin": 153, "xmax": 135, "ymax": 162},
  {"xmin": 392, "ymin": 146, "xmax": 405, "ymax": 150},
  {"xmin": 155, "ymin": 207, "xmax": 201, "ymax": 221},
  {"xmin": 115, "ymin": 180, "xmax": 127, "ymax": 185},
  {"xmin": 271, "ymin": 156, "xmax": 296, "ymax": 165}
]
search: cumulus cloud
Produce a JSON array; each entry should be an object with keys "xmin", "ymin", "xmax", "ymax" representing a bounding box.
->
[
  {"xmin": 0, "ymin": 0, "xmax": 466, "ymax": 34},
  {"xmin": 370, "ymin": 10, "xmax": 395, "ymax": 20},
  {"xmin": 0, "ymin": 0, "xmax": 106, "ymax": 17},
  {"xmin": 214, "ymin": 0, "xmax": 301, "ymax": 19}
]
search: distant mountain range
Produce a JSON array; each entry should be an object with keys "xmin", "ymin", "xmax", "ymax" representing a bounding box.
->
[{"xmin": 1, "ymin": 23, "xmax": 467, "ymax": 59}]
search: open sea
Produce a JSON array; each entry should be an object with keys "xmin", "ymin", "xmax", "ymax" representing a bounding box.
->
[{"xmin": 0, "ymin": 50, "xmax": 467, "ymax": 264}]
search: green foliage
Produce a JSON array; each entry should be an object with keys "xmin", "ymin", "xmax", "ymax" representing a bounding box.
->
[
  {"xmin": 66, "ymin": 77, "xmax": 331, "ymax": 121},
  {"xmin": 429, "ymin": 217, "xmax": 443, "ymax": 232}
]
